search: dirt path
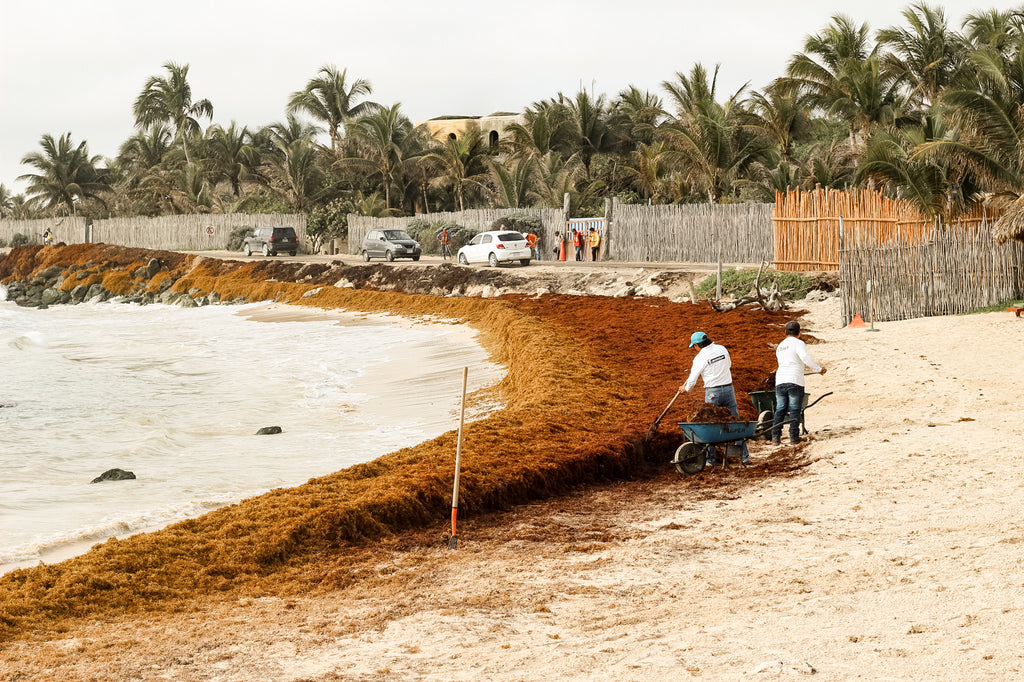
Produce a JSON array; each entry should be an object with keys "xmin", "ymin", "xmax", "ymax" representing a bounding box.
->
[{"xmin": 7, "ymin": 298, "xmax": 1024, "ymax": 680}]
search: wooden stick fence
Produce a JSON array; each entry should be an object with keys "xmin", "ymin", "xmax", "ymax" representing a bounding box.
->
[
  {"xmin": 773, "ymin": 188, "xmax": 994, "ymax": 271},
  {"xmin": 840, "ymin": 221, "xmax": 1024, "ymax": 325}
]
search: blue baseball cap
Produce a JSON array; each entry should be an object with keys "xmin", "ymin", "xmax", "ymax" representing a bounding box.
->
[{"xmin": 689, "ymin": 331, "xmax": 708, "ymax": 348}]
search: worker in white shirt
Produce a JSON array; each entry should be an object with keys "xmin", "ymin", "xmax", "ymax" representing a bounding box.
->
[
  {"xmin": 681, "ymin": 331, "xmax": 749, "ymax": 466},
  {"xmin": 772, "ymin": 320, "xmax": 826, "ymax": 445}
]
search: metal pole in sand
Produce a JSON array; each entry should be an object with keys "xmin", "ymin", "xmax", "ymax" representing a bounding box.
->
[
  {"xmin": 448, "ymin": 367, "xmax": 469, "ymax": 550},
  {"xmin": 867, "ymin": 279, "xmax": 880, "ymax": 332}
]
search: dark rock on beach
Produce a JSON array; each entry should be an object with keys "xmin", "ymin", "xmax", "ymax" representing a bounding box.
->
[
  {"xmin": 90, "ymin": 468, "xmax": 137, "ymax": 483},
  {"xmin": 256, "ymin": 426, "xmax": 283, "ymax": 435}
]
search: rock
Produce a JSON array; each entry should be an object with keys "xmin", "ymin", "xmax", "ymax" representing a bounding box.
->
[
  {"xmin": 256, "ymin": 426, "xmax": 283, "ymax": 435},
  {"xmin": 805, "ymin": 289, "xmax": 830, "ymax": 302},
  {"xmin": 146, "ymin": 258, "xmax": 163, "ymax": 278},
  {"xmin": 40, "ymin": 288, "xmax": 62, "ymax": 306},
  {"xmin": 208, "ymin": 291, "xmax": 221, "ymax": 304},
  {"xmin": 90, "ymin": 468, "xmax": 137, "ymax": 483},
  {"xmin": 176, "ymin": 295, "xmax": 197, "ymax": 308},
  {"xmin": 70, "ymin": 284, "xmax": 90, "ymax": 303},
  {"xmin": 302, "ymin": 287, "xmax": 322, "ymax": 298}
]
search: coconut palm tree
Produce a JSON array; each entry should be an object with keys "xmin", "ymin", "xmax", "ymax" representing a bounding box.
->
[
  {"xmin": 503, "ymin": 101, "xmax": 575, "ymax": 160},
  {"xmin": 744, "ymin": 80, "xmax": 812, "ymax": 164},
  {"xmin": 785, "ymin": 15, "xmax": 901, "ymax": 144},
  {"xmin": 346, "ymin": 103, "xmax": 421, "ymax": 210},
  {"xmin": 660, "ymin": 64, "xmax": 769, "ymax": 203},
  {"xmin": 421, "ymin": 128, "xmax": 492, "ymax": 211},
  {"xmin": 18, "ymin": 132, "xmax": 108, "ymax": 216},
  {"xmin": 262, "ymin": 137, "xmax": 324, "ymax": 212},
  {"xmin": 205, "ymin": 122, "xmax": 260, "ymax": 197},
  {"xmin": 487, "ymin": 156, "xmax": 538, "ymax": 208},
  {"xmin": 613, "ymin": 85, "xmax": 666, "ymax": 148},
  {"xmin": 133, "ymin": 61, "xmax": 213, "ymax": 165},
  {"xmin": 877, "ymin": 2, "xmax": 968, "ymax": 110},
  {"xmin": 287, "ymin": 65, "xmax": 377, "ymax": 152},
  {"xmin": 557, "ymin": 89, "xmax": 624, "ymax": 178},
  {"xmin": 621, "ymin": 141, "xmax": 673, "ymax": 203},
  {"xmin": 0, "ymin": 184, "xmax": 14, "ymax": 218}
]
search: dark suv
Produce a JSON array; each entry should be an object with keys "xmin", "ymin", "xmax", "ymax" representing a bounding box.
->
[{"xmin": 243, "ymin": 227, "xmax": 298, "ymax": 256}]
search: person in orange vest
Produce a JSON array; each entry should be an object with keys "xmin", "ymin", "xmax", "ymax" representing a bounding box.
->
[
  {"xmin": 436, "ymin": 226, "xmax": 451, "ymax": 260},
  {"xmin": 525, "ymin": 231, "xmax": 539, "ymax": 260},
  {"xmin": 572, "ymin": 228, "xmax": 584, "ymax": 261},
  {"xmin": 588, "ymin": 227, "xmax": 601, "ymax": 261}
]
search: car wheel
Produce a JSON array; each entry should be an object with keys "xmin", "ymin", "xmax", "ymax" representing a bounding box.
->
[
  {"xmin": 488, "ymin": 253, "xmax": 498, "ymax": 268},
  {"xmin": 458, "ymin": 253, "xmax": 468, "ymax": 265},
  {"xmin": 244, "ymin": 245, "xmax": 252, "ymax": 256},
  {"xmin": 362, "ymin": 250, "xmax": 370, "ymax": 262},
  {"xmin": 520, "ymin": 259, "xmax": 530, "ymax": 266},
  {"xmin": 262, "ymin": 244, "xmax": 270, "ymax": 257},
  {"xmin": 289, "ymin": 251, "xmax": 296, "ymax": 256},
  {"xmin": 412, "ymin": 255, "xmax": 420, "ymax": 261},
  {"xmin": 385, "ymin": 250, "xmax": 395, "ymax": 262}
]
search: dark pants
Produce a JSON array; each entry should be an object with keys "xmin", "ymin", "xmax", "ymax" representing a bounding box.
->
[
  {"xmin": 591, "ymin": 246, "xmax": 599, "ymax": 261},
  {"xmin": 772, "ymin": 383, "xmax": 805, "ymax": 442},
  {"xmin": 575, "ymin": 245, "xmax": 583, "ymax": 261}
]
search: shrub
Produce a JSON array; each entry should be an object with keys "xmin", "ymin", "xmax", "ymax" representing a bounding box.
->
[
  {"xmin": 227, "ymin": 226, "xmax": 253, "ymax": 252},
  {"xmin": 694, "ymin": 268, "xmax": 815, "ymax": 300},
  {"xmin": 0, "ymin": 237, "xmax": 7, "ymax": 248},
  {"xmin": 491, "ymin": 213, "xmax": 542, "ymax": 233},
  {"xmin": 405, "ymin": 218, "xmax": 435, "ymax": 253},
  {"xmin": 10, "ymin": 232, "xmax": 29, "ymax": 247}
]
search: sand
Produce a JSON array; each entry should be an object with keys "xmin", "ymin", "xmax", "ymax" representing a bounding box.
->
[{"xmin": 5, "ymin": 296, "xmax": 1024, "ymax": 680}]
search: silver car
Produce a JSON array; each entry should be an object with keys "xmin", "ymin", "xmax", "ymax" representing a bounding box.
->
[
  {"xmin": 361, "ymin": 229, "xmax": 421, "ymax": 262},
  {"xmin": 457, "ymin": 230, "xmax": 532, "ymax": 267}
]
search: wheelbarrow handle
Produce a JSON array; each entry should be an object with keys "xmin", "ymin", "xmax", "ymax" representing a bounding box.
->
[{"xmin": 752, "ymin": 391, "xmax": 833, "ymax": 437}]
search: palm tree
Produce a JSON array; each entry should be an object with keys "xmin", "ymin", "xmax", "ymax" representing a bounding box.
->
[
  {"xmin": 133, "ymin": 61, "xmax": 213, "ymax": 165},
  {"xmin": 262, "ymin": 137, "xmax": 324, "ymax": 212},
  {"xmin": 503, "ymin": 101, "xmax": 575, "ymax": 160},
  {"xmin": 744, "ymin": 80, "xmax": 812, "ymax": 164},
  {"xmin": 558, "ymin": 89, "xmax": 623, "ymax": 178},
  {"xmin": 205, "ymin": 122, "xmax": 260, "ymax": 197},
  {"xmin": 785, "ymin": 15, "xmax": 900, "ymax": 143},
  {"xmin": 18, "ymin": 132, "xmax": 107, "ymax": 216},
  {"xmin": 621, "ymin": 141, "xmax": 673, "ymax": 203},
  {"xmin": 0, "ymin": 184, "xmax": 14, "ymax": 218},
  {"xmin": 288, "ymin": 65, "xmax": 376, "ymax": 152},
  {"xmin": 422, "ymin": 128, "xmax": 492, "ymax": 211},
  {"xmin": 346, "ymin": 103, "xmax": 420, "ymax": 210},
  {"xmin": 487, "ymin": 156, "xmax": 537, "ymax": 208},
  {"xmin": 877, "ymin": 2, "xmax": 967, "ymax": 110},
  {"xmin": 613, "ymin": 85, "xmax": 665, "ymax": 148},
  {"xmin": 660, "ymin": 64, "xmax": 768, "ymax": 202}
]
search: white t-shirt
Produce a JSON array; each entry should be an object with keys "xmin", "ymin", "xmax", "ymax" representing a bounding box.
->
[
  {"xmin": 775, "ymin": 336, "xmax": 822, "ymax": 387},
  {"xmin": 684, "ymin": 343, "xmax": 733, "ymax": 391}
]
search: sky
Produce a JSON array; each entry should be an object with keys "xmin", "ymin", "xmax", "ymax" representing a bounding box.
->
[{"xmin": 0, "ymin": 0, "xmax": 1001, "ymax": 194}]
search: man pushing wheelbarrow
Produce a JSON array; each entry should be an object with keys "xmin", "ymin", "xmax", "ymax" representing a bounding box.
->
[{"xmin": 680, "ymin": 331, "xmax": 749, "ymax": 467}]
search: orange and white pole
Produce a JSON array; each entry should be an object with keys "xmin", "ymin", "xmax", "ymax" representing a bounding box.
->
[{"xmin": 448, "ymin": 367, "xmax": 468, "ymax": 550}]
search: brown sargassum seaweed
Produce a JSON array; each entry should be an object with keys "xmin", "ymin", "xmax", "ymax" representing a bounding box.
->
[{"xmin": 0, "ymin": 244, "xmax": 792, "ymax": 640}]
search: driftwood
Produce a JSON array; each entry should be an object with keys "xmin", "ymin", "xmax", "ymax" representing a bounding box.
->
[{"xmin": 711, "ymin": 260, "xmax": 789, "ymax": 312}]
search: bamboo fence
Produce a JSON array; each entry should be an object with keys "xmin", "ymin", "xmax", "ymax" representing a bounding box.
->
[
  {"xmin": 90, "ymin": 214, "xmax": 307, "ymax": 251},
  {"xmin": 0, "ymin": 217, "xmax": 88, "ymax": 246},
  {"xmin": 610, "ymin": 199, "xmax": 774, "ymax": 263},
  {"xmin": 348, "ymin": 208, "xmax": 567, "ymax": 256},
  {"xmin": 773, "ymin": 188, "xmax": 998, "ymax": 271},
  {"xmin": 840, "ymin": 221, "xmax": 1024, "ymax": 325}
]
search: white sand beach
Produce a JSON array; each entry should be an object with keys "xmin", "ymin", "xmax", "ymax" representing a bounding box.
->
[{"xmin": 7, "ymin": 297, "xmax": 1024, "ymax": 680}]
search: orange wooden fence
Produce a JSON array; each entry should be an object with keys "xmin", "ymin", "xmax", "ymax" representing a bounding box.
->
[{"xmin": 772, "ymin": 188, "xmax": 994, "ymax": 271}]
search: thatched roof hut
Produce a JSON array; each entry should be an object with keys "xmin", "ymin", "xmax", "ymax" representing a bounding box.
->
[{"xmin": 991, "ymin": 195, "xmax": 1024, "ymax": 244}]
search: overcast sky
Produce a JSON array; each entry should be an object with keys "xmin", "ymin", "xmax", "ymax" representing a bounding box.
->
[{"xmin": 0, "ymin": 0, "xmax": 1000, "ymax": 194}]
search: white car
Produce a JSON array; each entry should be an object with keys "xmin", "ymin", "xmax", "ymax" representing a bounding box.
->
[{"xmin": 457, "ymin": 230, "xmax": 532, "ymax": 267}]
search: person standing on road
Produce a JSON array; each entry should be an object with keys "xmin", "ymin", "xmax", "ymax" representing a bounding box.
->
[
  {"xmin": 681, "ymin": 331, "xmax": 749, "ymax": 466},
  {"xmin": 771, "ymin": 320, "xmax": 826, "ymax": 445},
  {"xmin": 436, "ymin": 226, "xmax": 451, "ymax": 260},
  {"xmin": 525, "ymin": 231, "xmax": 539, "ymax": 261},
  {"xmin": 573, "ymin": 228, "xmax": 584, "ymax": 261},
  {"xmin": 588, "ymin": 227, "xmax": 601, "ymax": 261}
]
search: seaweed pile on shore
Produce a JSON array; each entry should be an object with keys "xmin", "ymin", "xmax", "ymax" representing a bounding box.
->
[{"xmin": 0, "ymin": 244, "xmax": 794, "ymax": 641}]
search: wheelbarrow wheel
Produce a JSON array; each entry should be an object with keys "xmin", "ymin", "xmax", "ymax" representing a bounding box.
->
[
  {"xmin": 755, "ymin": 410, "xmax": 773, "ymax": 440},
  {"xmin": 674, "ymin": 442, "xmax": 706, "ymax": 476}
]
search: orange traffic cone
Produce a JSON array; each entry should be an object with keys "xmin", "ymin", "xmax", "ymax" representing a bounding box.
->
[{"xmin": 847, "ymin": 314, "xmax": 867, "ymax": 328}]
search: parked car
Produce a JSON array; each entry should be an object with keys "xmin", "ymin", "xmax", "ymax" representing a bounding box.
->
[
  {"xmin": 361, "ymin": 229, "xmax": 421, "ymax": 261},
  {"xmin": 243, "ymin": 226, "xmax": 298, "ymax": 256},
  {"xmin": 457, "ymin": 230, "xmax": 532, "ymax": 267}
]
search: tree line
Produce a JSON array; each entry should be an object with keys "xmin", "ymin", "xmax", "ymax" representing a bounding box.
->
[{"xmin": 3, "ymin": 3, "xmax": 1024, "ymax": 245}]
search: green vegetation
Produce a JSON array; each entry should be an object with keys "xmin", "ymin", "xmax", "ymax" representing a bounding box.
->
[
  {"xmin": 7, "ymin": 4, "xmax": 1024, "ymax": 230},
  {"xmin": 694, "ymin": 268, "xmax": 815, "ymax": 300},
  {"xmin": 957, "ymin": 300, "xmax": 1024, "ymax": 315}
]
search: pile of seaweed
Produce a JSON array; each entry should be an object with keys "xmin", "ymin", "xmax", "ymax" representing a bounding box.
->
[{"xmin": 0, "ymin": 245, "xmax": 793, "ymax": 640}]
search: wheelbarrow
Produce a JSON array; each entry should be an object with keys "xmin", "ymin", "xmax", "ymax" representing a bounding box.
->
[{"xmin": 671, "ymin": 392, "xmax": 832, "ymax": 475}]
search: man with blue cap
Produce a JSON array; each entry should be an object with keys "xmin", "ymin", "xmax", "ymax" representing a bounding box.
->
[{"xmin": 680, "ymin": 331, "xmax": 749, "ymax": 466}]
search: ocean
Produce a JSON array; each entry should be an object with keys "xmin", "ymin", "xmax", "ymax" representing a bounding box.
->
[{"xmin": 0, "ymin": 296, "xmax": 502, "ymax": 572}]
